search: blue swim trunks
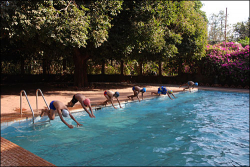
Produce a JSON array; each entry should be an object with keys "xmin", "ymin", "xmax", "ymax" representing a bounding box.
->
[
  {"xmin": 161, "ymin": 87, "xmax": 167, "ymax": 95},
  {"xmin": 49, "ymin": 101, "xmax": 56, "ymax": 110},
  {"xmin": 158, "ymin": 87, "xmax": 167, "ymax": 95},
  {"xmin": 158, "ymin": 88, "xmax": 161, "ymax": 94}
]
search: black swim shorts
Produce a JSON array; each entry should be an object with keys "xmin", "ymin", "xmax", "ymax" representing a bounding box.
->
[{"xmin": 71, "ymin": 95, "xmax": 78, "ymax": 105}]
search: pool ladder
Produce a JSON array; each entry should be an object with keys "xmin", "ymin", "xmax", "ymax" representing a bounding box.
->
[{"xmin": 20, "ymin": 89, "xmax": 50, "ymax": 124}]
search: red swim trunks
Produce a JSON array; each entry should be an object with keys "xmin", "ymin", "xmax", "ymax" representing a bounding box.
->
[{"xmin": 104, "ymin": 91, "xmax": 107, "ymax": 96}]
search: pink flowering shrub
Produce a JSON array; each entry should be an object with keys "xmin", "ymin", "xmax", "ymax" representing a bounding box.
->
[{"xmin": 204, "ymin": 42, "xmax": 249, "ymax": 85}]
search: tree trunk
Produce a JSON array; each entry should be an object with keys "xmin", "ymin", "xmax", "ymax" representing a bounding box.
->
[
  {"xmin": 101, "ymin": 60, "xmax": 105, "ymax": 75},
  {"xmin": 63, "ymin": 59, "xmax": 66, "ymax": 71},
  {"xmin": 21, "ymin": 58, "xmax": 24, "ymax": 74},
  {"xmin": 42, "ymin": 59, "xmax": 50, "ymax": 75},
  {"xmin": 158, "ymin": 61, "xmax": 162, "ymax": 76},
  {"xmin": 196, "ymin": 59, "xmax": 202, "ymax": 75},
  {"xmin": 42, "ymin": 59, "xmax": 47, "ymax": 75},
  {"xmin": 178, "ymin": 58, "xmax": 183, "ymax": 76},
  {"xmin": 111, "ymin": 58, "xmax": 113, "ymax": 66},
  {"xmin": 120, "ymin": 60, "xmax": 124, "ymax": 75},
  {"xmin": 139, "ymin": 61, "xmax": 143, "ymax": 75},
  {"xmin": 28, "ymin": 61, "xmax": 32, "ymax": 74},
  {"xmin": 73, "ymin": 48, "xmax": 89, "ymax": 87}
]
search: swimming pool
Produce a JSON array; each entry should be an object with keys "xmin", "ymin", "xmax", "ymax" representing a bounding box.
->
[{"xmin": 1, "ymin": 90, "xmax": 249, "ymax": 166}]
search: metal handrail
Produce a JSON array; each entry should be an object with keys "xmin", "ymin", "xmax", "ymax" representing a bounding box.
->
[
  {"xmin": 20, "ymin": 90, "xmax": 35, "ymax": 124},
  {"xmin": 36, "ymin": 89, "xmax": 50, "ymax": 112}
]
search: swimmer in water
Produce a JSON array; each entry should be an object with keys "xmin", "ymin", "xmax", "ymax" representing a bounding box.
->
[
  {"xmin": 127, "ymin": 86, "xmax": 146, "ymax": 102},
  {"xmin": 151, "ymin": 86, "xmax": 176, "ymax": 100},
  {"xmin": 179, "ymin": 81, "xmax": 198, "ymax": 92},
  {"xmin": 40, "ymin": 100, "xmax": 82, "ymax": 129},
  {"xmin": 67, "ymin": 94, "xmax": 95, "ymax": 118},
  {"xmin": 102, "ymin": 90, "xmax": 122, "ymax": 109}
]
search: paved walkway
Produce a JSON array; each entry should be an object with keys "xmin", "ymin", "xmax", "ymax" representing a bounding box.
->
[{"xmin": 1, "ymin": 137, "xmax": 55, "ymax": 166}]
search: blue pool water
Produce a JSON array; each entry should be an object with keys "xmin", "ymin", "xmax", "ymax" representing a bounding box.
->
[{"xmin": 1, "ymin": 90, "xmax": 249, "ymax": 166}]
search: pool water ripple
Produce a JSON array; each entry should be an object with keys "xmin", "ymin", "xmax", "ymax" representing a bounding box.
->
[{"xmin": 1, "ymin": 90, "xmax": 249, "ymax": 166}]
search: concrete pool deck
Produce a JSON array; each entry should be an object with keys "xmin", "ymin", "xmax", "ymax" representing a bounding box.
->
[{"xmin": 1, "ymin": 83, "xmax": 249, "ymax": 166}]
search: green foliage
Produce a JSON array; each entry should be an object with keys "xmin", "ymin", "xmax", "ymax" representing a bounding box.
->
[
  {"xmin": 174, "ymin": 1, "xmax": 208, "ymax": 70},
  {"xmin": 237, "ymin": 37, "xmax": 250, "ymax": 48},
  {"xmin": 1, "ymin": 0, "xmax": 209, "ymax": 84},
  {"xmin": 87, "ymin": 59, "xmax": 102, "ymax": 74},
  {"xmin": 1, "ymin": 1, "xmax": 123, "ymax": 55},
  {"xmin": 98, "ymin": 0, "xmax": 207, "ymax": 66}
]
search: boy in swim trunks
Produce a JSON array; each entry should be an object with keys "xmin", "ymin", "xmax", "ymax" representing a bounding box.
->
[
  {"xmin": 102, "ymin": 90, "xmax": 122, "ymax": 109},
  {"xmin": 151, "ymin": 86, "xmax": 176, "ymax": 100},
  {"xmin": 40, "ymin": 100, "xmax": 82, "ymax": 129},
  {"xmin": 127, "ymin": 86, "xmax": 146, "ymax": 102},
  {"xmin": 67, "ymin": 94, "xmax": 95, "ymax": 118},
  {"xmin": 179, "ymin": 81, "xmax": 198, "ymax": 91}
]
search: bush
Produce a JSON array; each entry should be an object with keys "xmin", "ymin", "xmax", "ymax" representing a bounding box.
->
[{"xmin": 204, "ymin": 42, "xmax": 249, "ymax": 86}]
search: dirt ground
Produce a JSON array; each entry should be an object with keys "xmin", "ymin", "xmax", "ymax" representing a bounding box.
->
[{"xmin": 1, "ymin": 82, "xmax": 186, "ymax": 123}]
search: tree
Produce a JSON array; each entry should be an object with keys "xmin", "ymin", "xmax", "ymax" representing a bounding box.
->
[
  {"xmin": 207, "ymin": 10, "xmax": 233, "ymax": 44},
  {"xmin": 1, "ymin": 0, "xmax": 209, "ymax": 82},
  {"xmin": 233, "ymin": 17, "xmax": 250, "ymax": 41},
  {"xmin": 97, "ymin": 0, "xmax": 197, "ymax": 76},
  {"xmin": 1, "ymin": 0, "xmax": 123, "ymax": 87},
  {"xmin": 172, "ymin": 1, "xmax": 208, "ymax": 75},
  {"xmin": 208, "ymin": 11, "xmax": 226, "ymax": 43},
  {"xmin": 90, "ymin": 0, "xmax": 180, "ymax": 76}
]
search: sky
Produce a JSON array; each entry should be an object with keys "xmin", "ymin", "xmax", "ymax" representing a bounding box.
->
[{"xmin": 200, "ymin": 1, "xmax": 249, "ymax": 25}]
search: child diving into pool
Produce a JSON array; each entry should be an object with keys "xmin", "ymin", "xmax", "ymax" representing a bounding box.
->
[
  {"xmin": 179, "ymin": 81, "xmax": 198, "ymax": 92},
  {"xmin": 127, "ymin": 86, "xmax": 146, "ymax": 102},
  {"xmin": 40, "ymin": 100, "xmax": 82, "ymax": 129},
  {"xmin": 102, "ymin": 90, "xmax": 122, "ymax": 109},
  {"xmin": 151, "ymin": 86, "xmax": 176, "ymax": 100},
  {"xmin": 67, "ymin": 94, "xmax": 95, "ymax": 118}
]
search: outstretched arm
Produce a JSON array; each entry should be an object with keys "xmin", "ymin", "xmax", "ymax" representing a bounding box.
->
[
  {"xmin": 116, "ymin": 98, "xmax": 122, "ymax": 108},
  {"xmin": 172, "ymin": 94, "xmax": 177, "ymax": 98},
  {"xmin": 88, "ymin": 106, "xmax": 95, "ymax": 118},
  {"xmin": 141, "ymin": 92, "xmax": 144, "ymax": 100},
  {"xmin": 136, "ymin": 94, "xmax": 140, "ymax": 102},
  {"xmin": 57, "ymin": 109, "xmax": 73, "ymax": 129},
  {"xmin": 69, "ymin": 112, "xmax": 82, "ymax": 127},
  {"xmin": 81, "ymin": 104, "xmax": 94, "ymax": 118},
  {"xmin": 167, "ymin": 93, "xmax": 173, "ymax": 100},
  {"xmin": 110, "ymin": 99, "xmax": 117, "ymax": 109}
]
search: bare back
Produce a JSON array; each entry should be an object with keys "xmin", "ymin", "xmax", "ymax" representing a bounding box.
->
[
  {"xmin": 52, "ymin": 100, "xmax": 68, "ymax": 110},
  {"xmin": 134, "ymin": 86, "xmax": 141, "ymax": 92},
  {"xmin": 106, "ymin": 90, "xmax": 114, "ymax": 98},
  {"xmin": 74, "ymin": 94, "xmax": 86, "ymax": 103}
]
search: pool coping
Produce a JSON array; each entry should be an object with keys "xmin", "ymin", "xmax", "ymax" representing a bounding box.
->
[
  {"xmin": 1, "ymin": 86, "xmax": 249, "ymax": 166},
  {"xmin": 2, "ymin": 86, "xmax": 248, "ymax": 126}
]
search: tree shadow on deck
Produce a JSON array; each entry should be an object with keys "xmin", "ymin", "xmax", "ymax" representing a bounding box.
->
[{"xmin": 0, "ymin": 82, "xmax": 135, "ymax": 96}]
